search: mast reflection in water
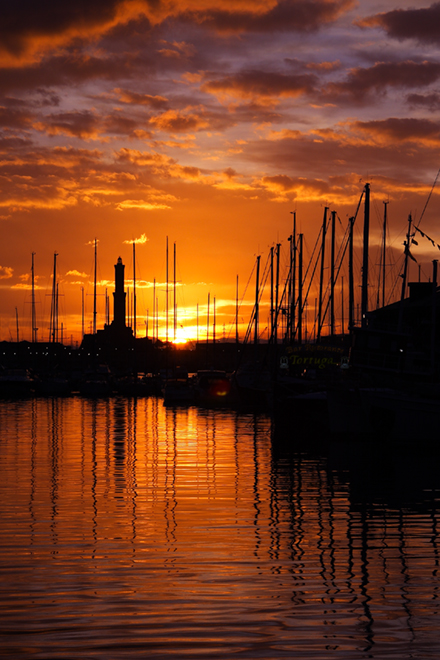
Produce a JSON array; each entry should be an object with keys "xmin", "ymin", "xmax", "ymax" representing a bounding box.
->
[{"xmin": 1, "ymin": 396, "xmax": 440, "ymax": 659}]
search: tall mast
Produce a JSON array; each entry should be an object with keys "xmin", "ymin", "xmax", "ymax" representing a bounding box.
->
[
  {"xmin": 400, "ymin": 213, "xmax": 412, "ymax": 304},
  {"xmin": 207, "ymin": 292, "xmax": 210, "ymax": 344},
  {"xmin": 156, "ymin": 295, "xmax": 159, "ymax": 341},
  {"xmin": 382, "ymin": 201, "xmax": 388, "ymax": 308},
  {"xmin": 31, "ymin": 252, "xmax": 36, "ymax": 343},
  {"xmin": 15, "ymin": 307, "xmax": 19, "ymax": 343},
  {"xmin": 361, "ymin": 183, "xmax": 370, "ymax": 328},
  {"xmin": 254, "ymin": 255, "xmax": 260, "ymax": 345},
  {"xmin": 81, "ymin": 286, "xmax": 85, "ymax": 339},
  {"xmin": 330, "ymin": 210, "xmax": 336, "ymax": 337},
  {"xmin": 213, "ymin": 296, "xmax": 216, "ymax": 344},
  {"xmin": 166, "ymin": 236, "xmax": 169, "ymax": 344},
  {"xmin": 275, "ymin": 243, "xmax": 281, "ymax": 344},
  {"xmin": 341, "ymin": 276, "xmax": 345, "ymax": 336},
  {"xmin": 235, "ymin": 275, "xmax": 239, "ymax": 344},
  {"xmin": 173, "ymin": 241, "xmax": 177, "ymax": 341},
  {"xmin": 275, "ymin": 243, "xmax": 280, "ymax": 345},
  {"xmin": 398, "ymin": 213, "xmax": 413, "ymax": 332},
  {"xmin": 270, "ymin": 247, "xmax": 274, "ymax": 339},
  {"xmin": 348, "ymin": 217, "xmax": 355, "ymax": 331},
  {"xmin": 133, "ymin": 241, "xmax": 136, "ymax": 337},
  {"xmin": 153, "ymin": 278, "xmax": 156, "ymax": 342},
  {"xmin": 298, "ymin": 233, "xmax": 303, "ymax": 344},
  {"xmin": 50, "ymin": 252, "xmax": 58, "ymax": 342},
  {"xmin": 290, "ymin": 211, "xmax": 296, "ymax": 343},
  {"xmin": 317, "ymin": 207, "xmax": 328, "ymax": 341},
  {"xmin": 56, "ymin": 282, "xmax": 59, "ymax": 343},
  {"xmin": 93, "ymin": 239, "xmax": 97, "ymax": 335}
]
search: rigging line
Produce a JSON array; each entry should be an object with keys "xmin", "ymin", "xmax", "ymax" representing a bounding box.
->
[
  {"xmin": 317, "ymin": 221, "xmax": 351, "ymax": 337},
  {"xmin": 298, "ymin": 228, "xmax": 326, "ymax": 334},
  {"xmin": 415, "ymin": 166, "xmax": 440, "ymax": 229},
  {"xmin": 227, "ymin": 251, "xmax": 270, "ymax": 341},
  {"xmin": 301, "ymin": 222, "xmax": 323, "ymax": 287}
]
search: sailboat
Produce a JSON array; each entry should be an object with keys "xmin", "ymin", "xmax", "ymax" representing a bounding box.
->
[{"xmin": 326, "ymin": 196, "xmax": 440, "ymax": 443}]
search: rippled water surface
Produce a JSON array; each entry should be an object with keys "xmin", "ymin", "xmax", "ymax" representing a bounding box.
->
[{"xmin": 2, "ymin": 396, "xmax": 440, "ymax": 659}]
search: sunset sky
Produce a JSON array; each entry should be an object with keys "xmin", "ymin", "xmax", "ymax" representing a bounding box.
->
[{"xmin": 1, "ymin": 0, "xmax": 439, "ymax": 344}]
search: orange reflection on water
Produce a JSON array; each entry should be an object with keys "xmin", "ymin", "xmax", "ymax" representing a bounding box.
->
[{"xmin": 2, "ymin": 397, "xmax": 440, "ymax": 658}]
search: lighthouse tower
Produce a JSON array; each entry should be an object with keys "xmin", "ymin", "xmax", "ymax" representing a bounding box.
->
[{"xmin": 113, "ymin": 256, "xmax": 126, "ymax": 328}]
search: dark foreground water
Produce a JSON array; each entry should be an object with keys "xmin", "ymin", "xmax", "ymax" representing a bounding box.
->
[{"xmin": 1, "ymin": 396, "xmax": 440, "ymax": 659}]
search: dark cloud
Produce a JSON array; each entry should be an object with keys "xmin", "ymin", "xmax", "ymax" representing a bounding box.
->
[
  {"xmin": 0, "ymin": 106, "xmax": 34, "ymax": 129},
  {"xmin": 0, "ymin": 0, "xmax": 356, "ymax": 66},
  {"xmin": 203, "ymin": 69, "xmax": 318, "ymax": 99},
  {"xmin": 0, "ymin": 134, "xmax": 33, "ymax": 151},
  {"xmin": 360, "ymin": 3, "xmax": 440, "ymax": 45},
  {"xmin": 181, "ymin": 0, "xmax": 355, "ymax": 33},
  {"xmin": 406, "ymin": 92, "xmax": 440, "ymax": 111},
  {"xmin": 352, "ymin": 117, "xmax": 440, "ymax": 145},
  {"xmin": 114, "ymin": 88, "xmax": 169, "ymax": 109},
  {"xmin": 0, "ymin": 51, "xmax": 140, "ymax": 94},
  {"xmin": 34, "ymin": 110, "xmax": 102, "ymax": 139},
  {"xmin": 34, "ymin": 109, "xmax": 155, "ymax": 139},
  {"xmin": 240, "ymin": 126, "xmax": 440, "ymax": 181},
  {"xmin": 323, "ymin": 61, "xmax": 440, "ymax": 104},
  {"xmin": 0, "ymin": 0, "xmax": 124, "ymax": 57}
]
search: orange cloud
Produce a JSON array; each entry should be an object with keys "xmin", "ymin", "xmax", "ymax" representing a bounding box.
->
[
  {"xmin": 0, "ymin": 266, "xmax": 13, "ymax": 279},
  {"xmin": 66, "ymin": 270, "xmax": 87, "ymax": 277},
  {"xmin": 115, "ymin": 147, "xmax": 202, "ymax": 180},
  {"xmin": 116, "ymin": 199, "xmax": 172, "ymax": 211},
  {"xmin": 149, "ymin": 109, "xmax": 209, "ymax": 133},
  {"xmin": 114, "ymin": 88, "xmax": 169, "ymax": 108},
  {"xmin": 202, "ymin": 70, "xmax": 317, "ymax": 102},
  {"xmin": 123, "ymin": 233, "xmax": 149, "ymax": 244}
]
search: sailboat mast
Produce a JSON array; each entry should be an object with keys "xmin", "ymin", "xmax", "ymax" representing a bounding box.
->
[
  {"xmin": 93, "ymin": 239, "xmax": 97, "ymax": 335},
  {"xmin": 348, "ymin": 217, "xmax": 354, "ymax": 330},
  {"xmin": 361, "ymin": 183, "xmax": 370, "ymax": 327},
  {"xmin": 133, "ymin": 241, "xmax": 136, "ymax": 337},
  {"xmin": 153, "ymin": 278, "xmax": 156, "ymax": 342},
  {"xmin": 275, "ymin": 243, "xmax": 280, "ymax": 345},
  {"xmin": 235, "ymin": 275, "xmax": 239, "ymax": 344},
  {"xmin": 166, "ymin": 236, "xmax": 169, "ymax": 344},
  {"xmin": 207, "ymin": 292, "xmax": 210, "ymax": 344},
  {"xmin": 56, "ymin": 283, "xmax": 59, "ymax": 343},
  {"xmin": 213, "ymin": 296, "xmax": 216, "ymax": 344},
  {"xmin": 270, "ymin": 247, "xmax": 274, "ymax": 339},
  {"xmin": 298, "ymin": 233, "xmax": 303, "ymax": 344},
  {"xmin": 341, "ymin": 276, "xmax": 344, "ymax": 336},
  {"xmin": 81, "ymin": 286, "xmax": 85, "ymax": 339},
  {"xmin": 173, "ymin": 242, "xmax": 177, "ymax": 341},
  {"xmin": 254, "ymin": 255, "xmax": 260, "ymax": 345},
  {"xmin": 50, "ymin": 252, "xmax": 58, "ymax": 342},
  {"xmin": 31, "ymin": 252, "xmax": 36, "ymax": 343},
  {"xmin": 330, "ymin": 210, "xmax": 336, "ymax": 337},
  {"xmin": 317, "ymin": 207, "xmax": 328, "ymax": 341},
  {"xmin": 290, "ymin": 211, "xmax": 296, "ymax": 343},
  {"xmin": 382, "ymin": 201, "xmax": 388, "ymax": 308},
  {"xmin": 398, "ymin": 213, "xmax": 413, "ymax": 334}
]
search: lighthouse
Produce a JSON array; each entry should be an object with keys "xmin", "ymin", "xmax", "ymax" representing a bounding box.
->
[{"xmin": 113, "ymin": 256, "xmax": 126, "ymax": 328}]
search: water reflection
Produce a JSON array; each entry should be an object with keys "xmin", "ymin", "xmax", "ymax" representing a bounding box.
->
[{"xmin": 1, "ymin": 397, "xmax": 440, "ymax": 658}]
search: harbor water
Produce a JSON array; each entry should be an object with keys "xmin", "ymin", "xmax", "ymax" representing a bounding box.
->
[{"xmin": 1, "ymin": 395, "xmax": 440, "ymax": 659}]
